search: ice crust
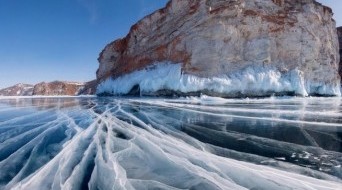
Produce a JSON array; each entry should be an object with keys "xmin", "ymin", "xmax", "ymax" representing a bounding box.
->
[
  {"xmin": 0, "ymin": 97, "xmax": 341, "ymax": 190},
  {"xmin": 97, "ymin": 63, "xmax": 341, "ymax": 97}
]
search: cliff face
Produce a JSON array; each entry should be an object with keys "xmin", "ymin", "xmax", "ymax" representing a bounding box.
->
[
  {"xmin": 0, "ymin": 84, "xmax": 33, "ymax": 96},
  {"xmin": 338, "ymin": 27, "xmax": 342, "ymax": 80},
  {"xmin": 97, "ymin": 0, "xmax": 340, "ymax": 97},
  {"xmin": 33, "ymin": 81, "xmax": 86, "ymax": 96},
  {"xmin": 79, "ymin": 80, "xmax": 98, "ymax": 95},
  {"xmin": 0, "ymin": 81, "xmax": 96, "ymax": 96}
]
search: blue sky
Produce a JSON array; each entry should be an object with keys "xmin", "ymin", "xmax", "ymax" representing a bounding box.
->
[
  {"xmin": 0, "ymin": 0, "xmax": 168, "ymax": 88},
  {"xmin": 0, "ymin": 0, "xmax": 340, "ymax": 88}
]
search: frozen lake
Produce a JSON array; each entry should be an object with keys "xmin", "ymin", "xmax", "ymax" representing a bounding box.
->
[{"xmin": 0, "ymin": 96, "xmax": 341, "ymax": 189}]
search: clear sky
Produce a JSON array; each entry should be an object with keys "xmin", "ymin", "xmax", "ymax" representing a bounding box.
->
[
  {"xmin": 0, "ymin": 0, "xmax": 168, "ymax": 88},
  {"xmin": 0, "ymin": 0, "xmax": 340, "ymax": 88}
]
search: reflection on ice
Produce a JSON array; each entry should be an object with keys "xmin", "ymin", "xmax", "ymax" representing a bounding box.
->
[{"xmin": 0, "ymin": 96, "xmax": 341, "ymax": 189}]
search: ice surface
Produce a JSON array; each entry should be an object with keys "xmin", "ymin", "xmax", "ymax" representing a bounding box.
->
[
  {"xmin": 0, "ymin": 97, "xmax": 341, "ymax": 190},
  {"xmin": 97, "ymin": 63, "xmax": 341, "ymax": 97}
]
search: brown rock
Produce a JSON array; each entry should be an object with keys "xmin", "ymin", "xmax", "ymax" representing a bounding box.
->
[
  {"xmin": 0, "ymin": 81, "xmax": 97, "ymax": 96},
  {"xmin": 79, "ymin": 80, "xmax": 98, "ymax": 95},
  {"xmin": 97, "ymin": 0, "xmax": 340, "ymax": 96},
  {"xmin": 338, "ymin": 26, "xmax": 342, "ymax": 80},
  {"xmin": 0, "ymin": 84, "xmax": 33, "ymax": 96},
  {"xmin": 33, "ymin": 81, "xmax": 86, "ymax": 96}
]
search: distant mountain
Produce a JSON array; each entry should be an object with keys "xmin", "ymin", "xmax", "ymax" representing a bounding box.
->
[
  {"xmin": 32, "ymin": 81, "xmax": 96, "ymax": 96},
  {"xmin": 32, "ymin": 81, "xmax": 85, "ymax": 96},
  {"xmin": 0, "ymin": 81, "xmax": 96, "ymax": 96},
  {"xmin": 0, "ymin": 83, "xmax": 34, "ymax": 96}
]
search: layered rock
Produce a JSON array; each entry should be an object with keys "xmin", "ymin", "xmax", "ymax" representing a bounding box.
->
[
  {"xmin": 338, "ymin": 26, "xmax": 342, "ymax": 80},
  {"xmin": 0, "ymin": 81, "xmax": 97, "ymax": 96},
  {"xmin": 78, "ymin": 80, "xmax": 98, "ymax": 95},
  {"xmin": 33, "ymin": 81, "xmax": 87, "ymax": 96},
  {"xmin": 97, "ymin": 0, "xmax": 340, "ymax": 97},
  {"xmin": 0, "ymin": 83, "xmax": 33, "ymax": 96}
]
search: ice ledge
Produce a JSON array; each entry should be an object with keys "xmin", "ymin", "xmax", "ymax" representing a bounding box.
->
[{"xmin": 96, "ymin": 63, "xmax": 341, "ymax": 97}]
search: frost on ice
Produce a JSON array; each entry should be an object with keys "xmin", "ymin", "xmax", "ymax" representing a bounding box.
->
[
  {"xmin": 0, "ymin": 97, "xmax": 341, "ymax": 190},
  {"xmin": 97, "ymin": 63, "xmax": 341, "ymax": 97}
]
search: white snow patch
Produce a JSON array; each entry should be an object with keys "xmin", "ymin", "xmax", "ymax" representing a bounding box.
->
[{"xmin": 97, "ymin": 62, "xmax": 341, "ymax": 97}]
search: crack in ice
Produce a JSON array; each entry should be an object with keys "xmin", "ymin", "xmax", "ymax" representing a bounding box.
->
[{"xmin": 0, "ymin": 97, "xmax": 340, "ymax": 190}]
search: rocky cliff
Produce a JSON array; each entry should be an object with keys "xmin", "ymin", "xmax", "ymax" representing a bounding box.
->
[
  {"xmin": 0, "ymin": 81, "xmax": 96, "ymax": 96},
  {"xmin": 97, "ymin": 0, "xmax": 340, "ymax": 97},
  {"xmin": 0, "ymin": 84, "xmax": 33, "ymax": 96},
  {"xmin": 32, "ymin": 81, "xmax": 87, "ymax": 96},
  {"xmin": 78, "ymin": 80, "xmax": 98, "ymax": 95},
  {"xmin": 338, "ymin": 26, "xmax": 342, "ymax": 80}
]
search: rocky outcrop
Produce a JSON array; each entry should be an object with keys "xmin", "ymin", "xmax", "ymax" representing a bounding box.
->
[
  {"xmin": 0, "ymin": 81, "xmax": 96, "ymax": 97},
  {"xmin": 338, "ymin": 26, "xmax": 342, "ymax": 80},
  {"xmin": 79, "ymin": 80, "xmax": 98, "ymax": 95},
  {"xmin": 33, "ymin": 81, "xmax": 87, "ymax": 96},
  {"xmin": 0, "ymin": 84, "xmax": 33, "ymax": 96},
  {"xmin": 97, "ymin": 0, "xmax": 340, "ymax": 97}
]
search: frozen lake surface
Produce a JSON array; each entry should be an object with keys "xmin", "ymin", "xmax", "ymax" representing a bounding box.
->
[{"xmin": 0, "ymin": 96, "xmax": 341, "ymax": 189}]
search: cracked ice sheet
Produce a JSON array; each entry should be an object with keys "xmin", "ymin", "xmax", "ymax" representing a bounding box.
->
[{"xmin": 0, "ymin": 97, "xmax": 341, "ymax": 190}]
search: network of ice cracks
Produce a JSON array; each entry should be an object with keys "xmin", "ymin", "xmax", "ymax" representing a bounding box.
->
[{"xmin": 0, "ymin": 96, "xmax": 341, "ymax": 190}]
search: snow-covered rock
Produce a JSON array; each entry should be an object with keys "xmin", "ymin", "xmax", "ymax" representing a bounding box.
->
[
  {"xmin": 97, "ymin": 0, "xmax": 340, "ymax": 97},
  {"xmin": 0, "ymin": 84, "xmax": 33, "ymax": 96}
]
